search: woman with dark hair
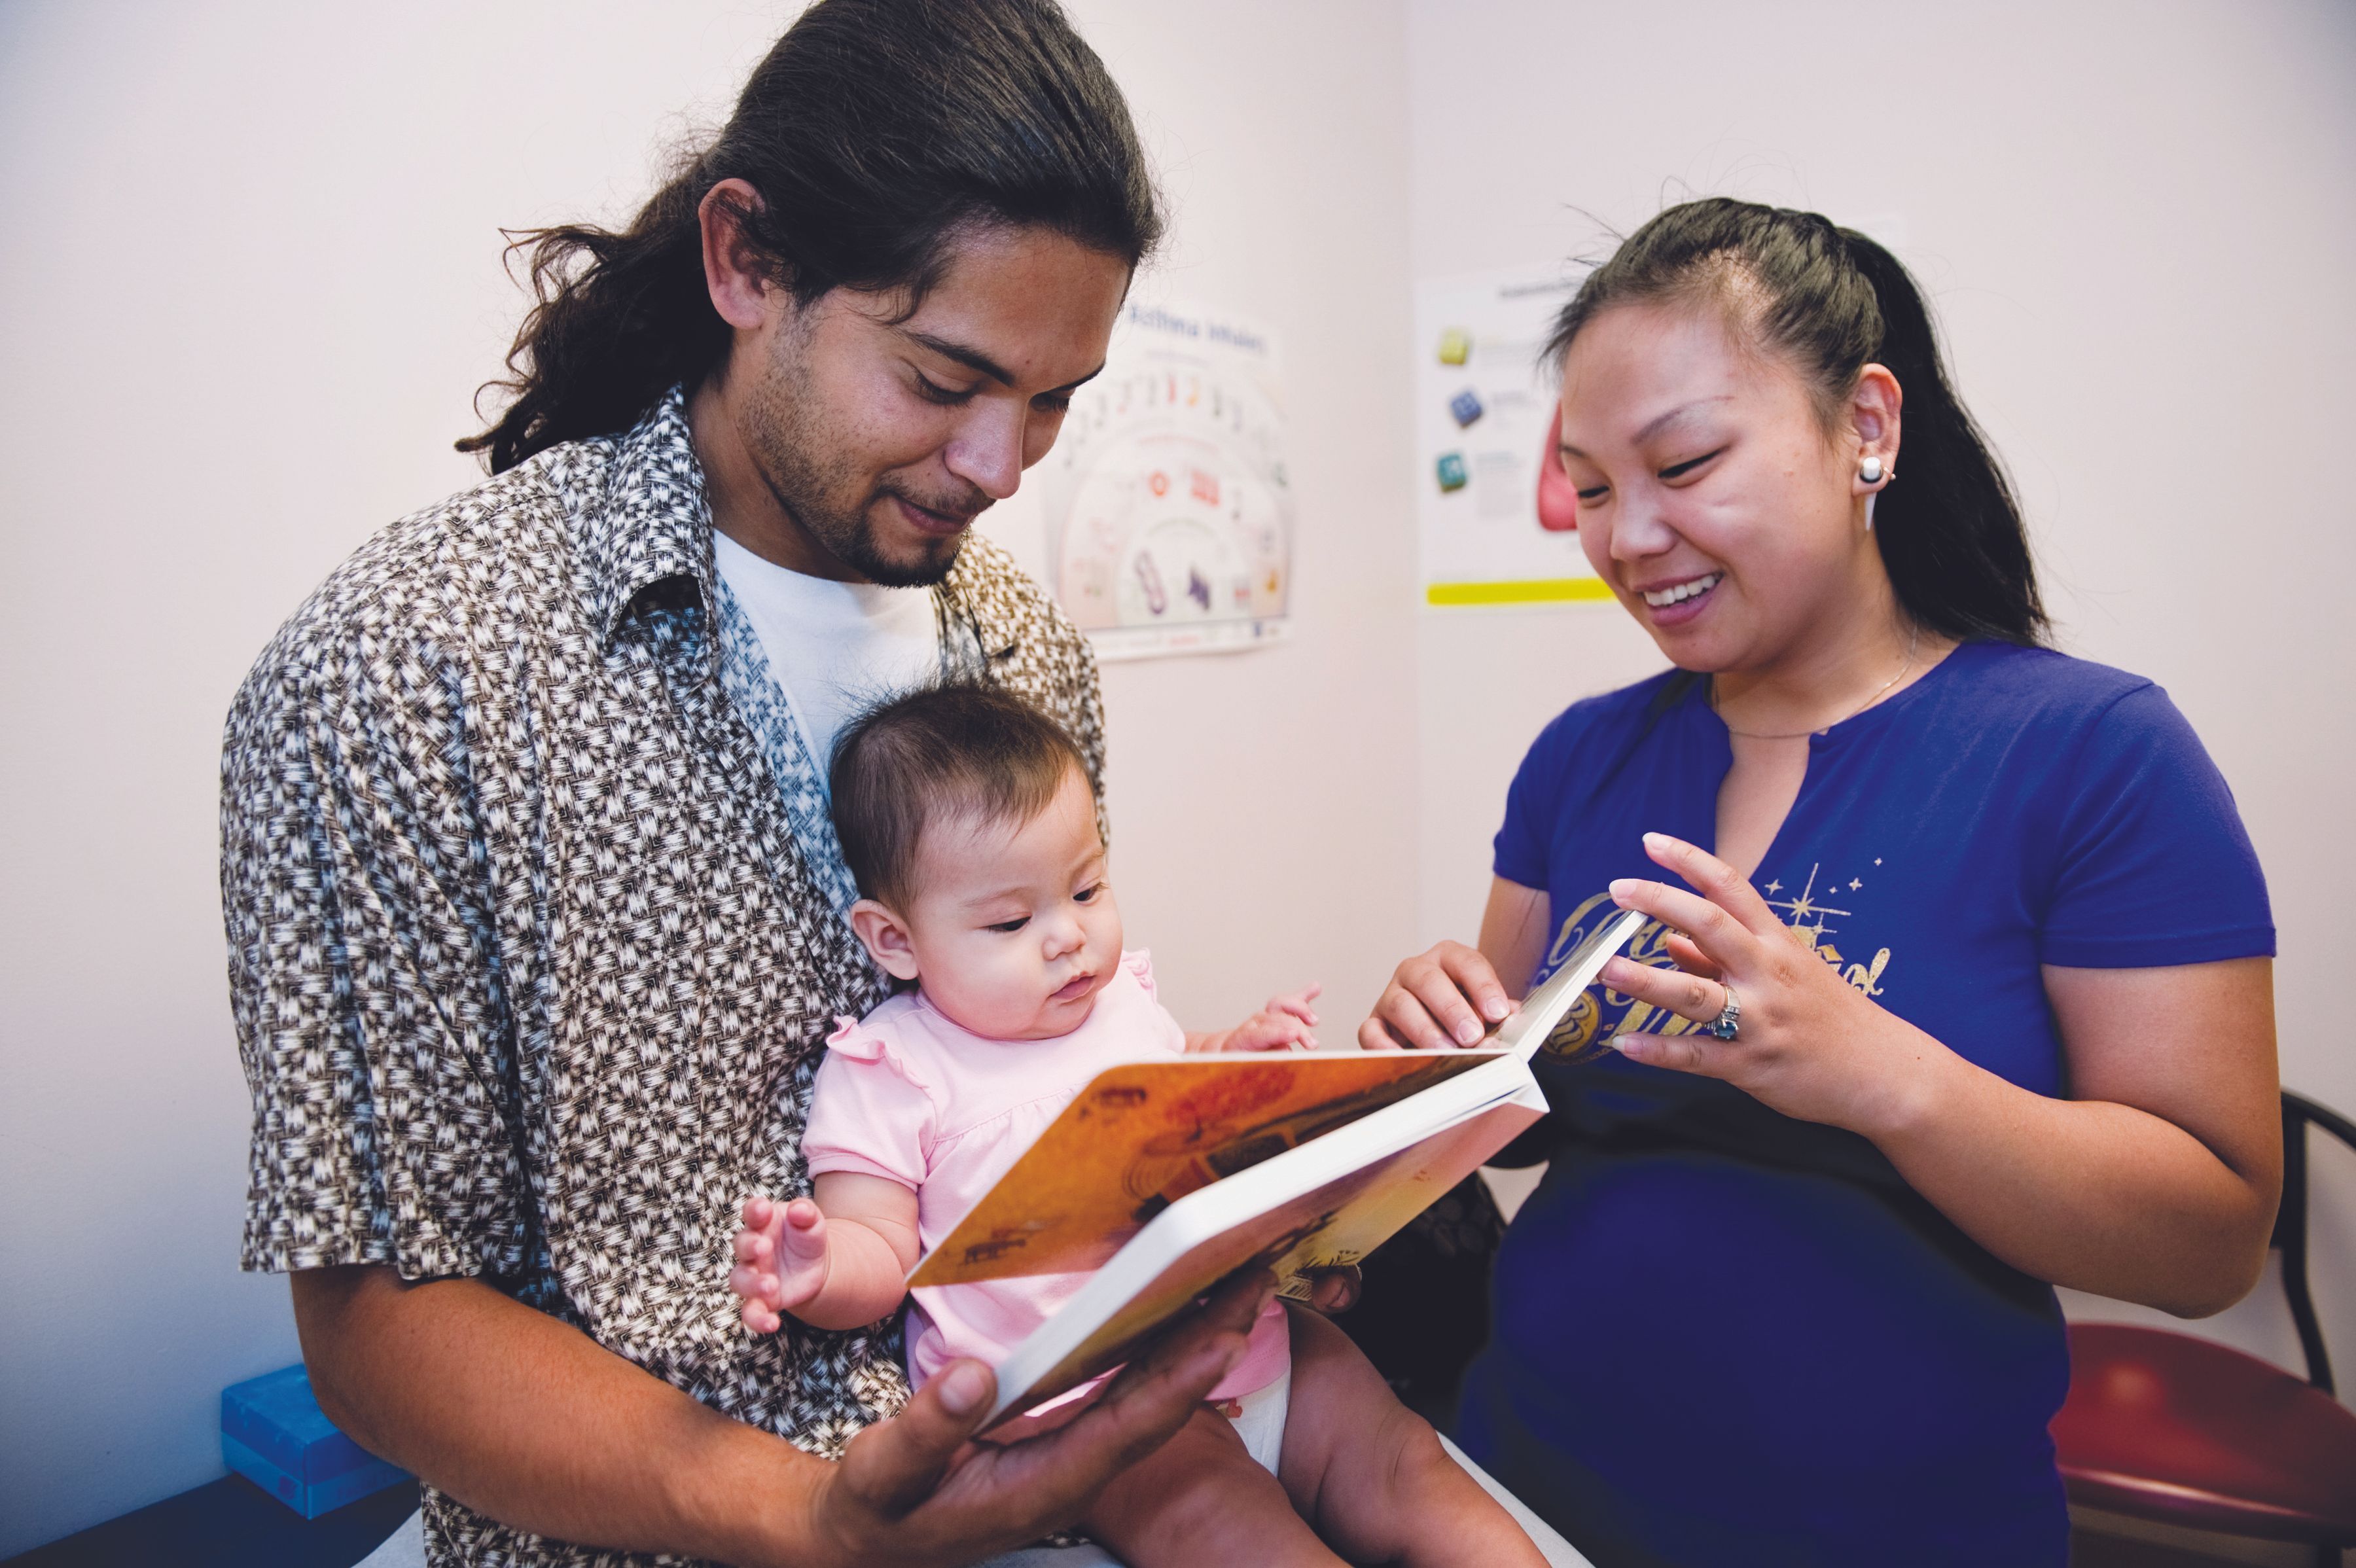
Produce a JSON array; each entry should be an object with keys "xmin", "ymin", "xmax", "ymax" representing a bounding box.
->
[{"xmin": 1362, "ymin": 198, "xmax": 2280, "ymax": 1566}]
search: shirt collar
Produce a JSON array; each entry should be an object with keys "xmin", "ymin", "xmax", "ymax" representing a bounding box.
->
[{"xmin": 582, "ymin": 385, "xmax": 718, "ymax": 645}]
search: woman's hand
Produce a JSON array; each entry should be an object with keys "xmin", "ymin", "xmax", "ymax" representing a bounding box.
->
[
  {"xmin": 1358, "ymin": 942, "xmax": 1517, "ymax": 1050},
  {"xmin": 1601, "ymin": 832, "xmax": 1942, "ymax": 1135}
]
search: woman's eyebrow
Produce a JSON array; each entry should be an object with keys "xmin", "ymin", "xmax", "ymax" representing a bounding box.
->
[{"xmin": 1631, "ymin": 397, "xmax": 1733, "ymax": 444}]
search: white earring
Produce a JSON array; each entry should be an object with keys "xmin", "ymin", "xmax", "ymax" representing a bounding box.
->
[{"xmin": 1859, "ymin": 455, "xmax": 1885, "ymax": 485}]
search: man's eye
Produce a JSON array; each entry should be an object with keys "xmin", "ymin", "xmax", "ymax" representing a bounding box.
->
[
  {"xmin": 1035, "ymin": 391, "xmax": 1074, "ymax": 414},
  {"xmin": 1576, "ymin": 485, "xmax": 1611, "ymax": 504},
  {"xmin": 1658, "ymin": 448, "xmax": 1723, "ymax": 481},
  {"xmin": 915, "ymin": 375, "xmax": 978, "ymax": 406},
  {"xmin": 985, "ymin": 916, "xmax": 1029, "ymax": 933}
]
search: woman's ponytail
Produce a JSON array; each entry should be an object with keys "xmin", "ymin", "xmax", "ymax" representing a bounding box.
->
[
  {"xmin": 1836, "ymin": 232, "xmax": 2047, "ymax": 645},
  {"xmin": 1546, "ymin": 198, "xmax": 2048, "ymax": 646},
  {"xmin": 459, "ymin": 0, "xmax": 1162, "ymax": 474}
]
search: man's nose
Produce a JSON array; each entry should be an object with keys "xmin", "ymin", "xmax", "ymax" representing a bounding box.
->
[{"xmin": 942, "ymin": 402, "xmax": 1026, "ymax": 502}]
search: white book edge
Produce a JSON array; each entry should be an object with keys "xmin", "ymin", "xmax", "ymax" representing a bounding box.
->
[{"xmin": 976, "ymin": 907, "xmax": 1645, "ymax": 1423}]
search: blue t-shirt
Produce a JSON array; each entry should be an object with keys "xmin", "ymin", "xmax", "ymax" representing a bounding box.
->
[{"xmin": 1454, "ymin": 641, "xmax": 2272, "ymax": 1568}]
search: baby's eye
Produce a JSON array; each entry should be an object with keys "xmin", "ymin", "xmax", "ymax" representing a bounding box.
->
[
  {"xmin": 1073, "ymin": 881, "xmax": 1105, "ymax": 903},
  {"xmin": 985, "ymin": 916, "xmax": 1029, "ymax": 934},
  {"xmin": 1575, "ymin": 484, "xmax": 1610, "ymax": 504}
]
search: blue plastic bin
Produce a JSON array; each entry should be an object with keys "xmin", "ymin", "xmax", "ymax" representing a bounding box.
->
[{"xmin": 221, "ymin": 1364, "xmax": 411, "ymax": 1518}]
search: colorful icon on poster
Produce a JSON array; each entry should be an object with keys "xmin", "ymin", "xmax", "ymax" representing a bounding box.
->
[
  {"xmin": 1435, "ymin": 451, "xmax": 1469, "ymax": 493},
  {"xmin": 1436, "ymin": 327, "xmax": 1471, "ymax": 366},
  {"xmin": 1448, "ymin": 389, "xmax": 1484, "ymax": 428}
]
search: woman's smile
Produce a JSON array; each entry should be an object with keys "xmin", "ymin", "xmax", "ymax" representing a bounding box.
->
[{"xmin": 1634, "ymin": 569, "xmax": 1725, "ymax": 626}]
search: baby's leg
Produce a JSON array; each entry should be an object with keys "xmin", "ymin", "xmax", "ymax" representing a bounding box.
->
[
  {"xmin": 1277, "ymin": 1306, "xmax": 1550, "ymax": 1568},
  {"xmin": 1083, "ymin": 1406, "xmax": 1346, "ymax": 1567}
]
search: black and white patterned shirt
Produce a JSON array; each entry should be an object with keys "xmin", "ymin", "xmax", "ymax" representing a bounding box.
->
[{"xmin": 220, "ymin": 389, "xmax": 1106, "ymax": 1566}]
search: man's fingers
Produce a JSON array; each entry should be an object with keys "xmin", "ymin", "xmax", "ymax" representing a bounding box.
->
[
  {"xmin": 1357, "ymin": 1016, "xmax": 1407, "ymax": 1051},
  {"xmin": 1304, "ymin": 1265, "xmax": 1361, "ymax": 1314},
  {"xmin": 1437, "ymin": 944, "xmax": 1515, "ymax": 1027},
  {"xmin": 836, "ymin": 1359, "xmax": 997, "ymax": 1520}
]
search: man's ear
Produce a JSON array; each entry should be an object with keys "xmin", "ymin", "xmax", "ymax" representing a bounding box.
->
[
  {"xmin": 1850, "ymin": 362, "xmax": 1903, "ymax": 493},
  {"xmin": 698, "ymin": 178, "xmax": 779, "ymax": 333},
  {"xmin": 849, "ymin": 898, "xmax": 923, "ymax": 982}
]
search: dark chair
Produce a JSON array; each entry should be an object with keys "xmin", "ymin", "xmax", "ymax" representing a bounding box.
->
[{"xmin": 2052, "ymin": 1091, "xmax": 2356, "ymax": 1566}]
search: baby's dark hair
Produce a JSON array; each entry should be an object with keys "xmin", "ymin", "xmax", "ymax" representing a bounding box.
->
[{"xmin": 829, "ymin": 682, "xmax": 1094, "ymax": 908}]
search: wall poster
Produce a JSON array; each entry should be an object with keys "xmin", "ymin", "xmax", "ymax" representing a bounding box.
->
[
  {"xmin": 1043, "ymin": 298, "xmax": 1293, "ymax": 660},
  {"xmin": 1414, "ymin": 267, "xmax": 1609, "ymax": 608}
]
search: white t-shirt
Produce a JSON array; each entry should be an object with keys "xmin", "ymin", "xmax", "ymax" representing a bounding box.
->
[{"xmin": 712, "ymin": 529, "xmax": 943, "ymax": 775}]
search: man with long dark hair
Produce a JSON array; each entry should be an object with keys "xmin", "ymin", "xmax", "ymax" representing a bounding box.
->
[{"xmin": 220, "ymin": 4, "xmax": 1270, "ymax": 1563}]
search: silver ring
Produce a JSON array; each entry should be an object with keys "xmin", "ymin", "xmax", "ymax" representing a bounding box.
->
[{"xmin": 1705, "ymin": 982, "xmax": 1740, "ymax": 1040}]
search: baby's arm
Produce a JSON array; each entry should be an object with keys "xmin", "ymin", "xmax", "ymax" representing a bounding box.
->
[
  {"xmin": 729, "ymin": 1172, "xmax": 921, "ymax": 1333},
  {"xmin": 1184, "ymin": 983, "xmax": 1323, "ymax": 1054}
]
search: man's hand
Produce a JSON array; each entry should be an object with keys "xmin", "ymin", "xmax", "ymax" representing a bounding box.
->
[
  {"xmin": 296, "ymin": 1264, "xmax": 1268, "ymax": 1568},
  {"xmin": 801, "ymin": 1272, "xmax": 1270, "ymax": 1565}
]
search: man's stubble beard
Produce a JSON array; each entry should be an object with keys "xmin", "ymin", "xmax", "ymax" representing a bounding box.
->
[{"xmin": 741, "ymin": 327, "xmax": 979, "ymax": 590}]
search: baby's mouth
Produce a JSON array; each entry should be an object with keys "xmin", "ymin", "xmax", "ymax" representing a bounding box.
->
[{"xmin": 1050, "ymin": 972, "xmax": 1096, "ymax": 1004}]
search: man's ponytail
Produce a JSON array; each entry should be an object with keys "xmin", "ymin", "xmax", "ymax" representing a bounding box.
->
[
  {"xmin": 1546, "ymin": 198, "xmax": 2049, "ymax": 646},
  {"xmin": 459, "ymin": 0, "xmax": 1162, "ymax": 474}
]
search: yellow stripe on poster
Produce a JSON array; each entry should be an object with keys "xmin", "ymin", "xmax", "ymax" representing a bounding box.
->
[{"xmin": 1425, "ymin": 578, "xmax": 1616, "ymax": 607}]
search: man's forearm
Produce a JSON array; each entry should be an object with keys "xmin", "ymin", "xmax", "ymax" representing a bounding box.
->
[{"xmin": 293, "ymin": 1266, "xmax": 822, "ymax": 1566}]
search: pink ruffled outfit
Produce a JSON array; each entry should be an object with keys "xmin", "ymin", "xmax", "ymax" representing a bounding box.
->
[{"xmin": 802, "ymin": 950, "xmax": 1290, "ymax": 1403}]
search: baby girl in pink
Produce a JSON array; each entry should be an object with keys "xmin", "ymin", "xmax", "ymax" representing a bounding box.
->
[{"xmin": 729, "ymin": 684, "xmax": 1545, "ymax": 1567}]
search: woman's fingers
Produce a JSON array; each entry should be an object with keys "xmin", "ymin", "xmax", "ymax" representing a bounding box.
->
[
  {"xmin": 1609, "ymin": 876, "xmax": 1753, "ymax": 971},
  {"xmin": 1601, "ymin": 955, "xmax": 1728, "ymax": 1029},
  {"xmin": 1641, "ymin": 832, "xmax": 1783, "ymax": 936},
  {"xmin": 1370, "ymin": 983, "xmax": 1459, "ymax": 1051},
  {"xmin": 1662, "ymin": 931, "xmax": 1720, "ymax": 978}
]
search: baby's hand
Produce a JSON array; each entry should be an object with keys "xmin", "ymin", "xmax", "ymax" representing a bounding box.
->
[
  {"xmin": 729, "ymin": 1194, "xmax": 832, "ymax": 1334},
  {"xmin": 1221, "ymin": 983, "xmax": 1322, "ymax": 1052}
]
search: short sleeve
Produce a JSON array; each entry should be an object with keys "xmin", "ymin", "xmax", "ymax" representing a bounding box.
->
[
  {"xmin": 221, "ymin": 620, "xmax": 526, "ymax": 1279},
  {"xmin": 2039, "ymin": 684, "xmax": 2274, "ymax": 968},
  {"xmin": 802, "ymin": 1018, "xmax": 940, "ymax": 1190},
  {"xmin": 1493, "ymin": 713, "xmax": 1575, "ymax": 889}
]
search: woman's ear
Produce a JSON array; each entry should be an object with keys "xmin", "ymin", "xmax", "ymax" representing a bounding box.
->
[
  {"xmin": 1851, "ymin": 363, "xmax": 1903, "ymax": 492},
  {"xmin": 849, "ymin": 898, "xmax": 922, "ymax": 981}
]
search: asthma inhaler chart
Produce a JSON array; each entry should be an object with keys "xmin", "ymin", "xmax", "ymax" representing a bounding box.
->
[
  {"xmin": 1043, "ymin": 299, "xmax": 1292, "ymax": 660},
  {"xmin": 1414, "ymin": 267, "xmax": 1607, "ymax": 607}
]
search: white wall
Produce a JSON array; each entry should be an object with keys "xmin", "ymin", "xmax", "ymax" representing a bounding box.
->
[
  {"xmin": 1406, "ymin": 0, "xmax": 2356, "ymax": 1380},
  {"xmin": 0, "ymin": 1, "xmax": 1414, "ymax": 1552}
]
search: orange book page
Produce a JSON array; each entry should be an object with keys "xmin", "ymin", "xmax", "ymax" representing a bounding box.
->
[
  {"xmin": 990, "ymin": 1098, "xmax": 1540, "ymax": 1419},
  {"xmin": 908, "ymin": 1050, "xmax": 1498, "ymax": 1289}
]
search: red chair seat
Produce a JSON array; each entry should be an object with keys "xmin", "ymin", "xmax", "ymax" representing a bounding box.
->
[{"xmin": 2054, "ymin": 1323, "xmax": 2356, "ymax": 1544}]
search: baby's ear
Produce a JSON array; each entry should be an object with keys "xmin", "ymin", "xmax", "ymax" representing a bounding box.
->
[{"xmin": 848, "ymin": 898, "xmax": 922, "ymax": 981}]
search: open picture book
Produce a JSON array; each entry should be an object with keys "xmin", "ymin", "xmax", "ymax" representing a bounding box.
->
[{"xmin": 905, "ymin": 908, "xmax": 1648, "ymax": 1424}]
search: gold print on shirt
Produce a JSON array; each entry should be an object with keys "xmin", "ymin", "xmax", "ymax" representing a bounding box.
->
[{"xmin": 1535, "ymin": 861, "xmax": 1893, "ymax": 1063}]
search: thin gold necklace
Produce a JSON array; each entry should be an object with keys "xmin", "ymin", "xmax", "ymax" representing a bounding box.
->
[{"xmin": 1713, "ymin": 626, "xmax": 1921, "ymax": 741}]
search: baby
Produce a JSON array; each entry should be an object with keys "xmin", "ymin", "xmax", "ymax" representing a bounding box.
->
[{"xmin": 730, "ymin": 683, "xmax": 1546, "ymax": 1567}]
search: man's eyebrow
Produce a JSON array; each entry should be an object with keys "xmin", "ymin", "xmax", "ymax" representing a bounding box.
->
[
  {"xmin": 903, "ymin": 329, "xmax": 1105, "ymax": 393},
  {"xmin": 1561, "ymin": 398, "xmax": 1736, "ymax": 461}
]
